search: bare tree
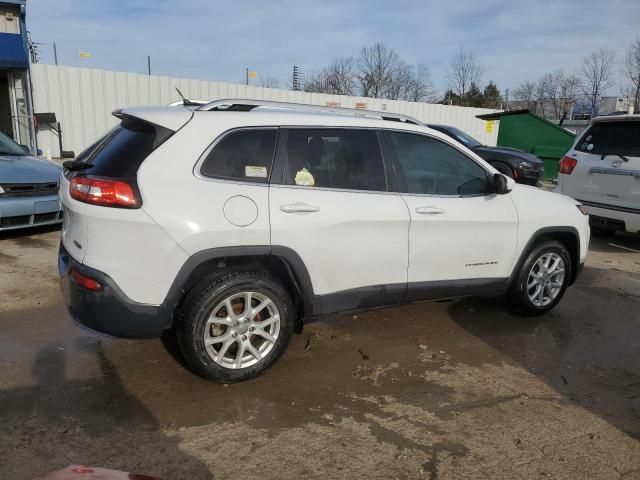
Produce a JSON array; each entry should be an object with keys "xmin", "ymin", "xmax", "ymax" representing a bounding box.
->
[
  {"xmin": 513, "ymin": 81, "xmax": 537, "ymax": 110},
  {"xmin": 385, "ymin": 61, "xmax": 413, "ymax": 100},
  {"xmin": 304, "ymin": 44, "xmax": 437, "ymax": 103},
  {"xmin": 356, "ymin": 43, "xmax": 401, "ymax": 98},
  {"xmin": 623, "ymin": 37, "xmax": 640, "ymax": 111},
  {"xmin": 580, "ymin": 48, "xmax": 615, "ymax": 115},
  {"xmin": 404, "ymin": 64, "xmax": 438, "ymax": 102},
  {"xmin": 259, "ymin": 77, "xmax": 280, "ymax": 89},
  {"xmin": 534, "ymin": 79, "xmax": 547, "ymax": 116},
  {"xmin": 304, "ymin": 57, "xmax": 357, "ymax": 95},
  {"xmin": 559, "ymin": 73, "xmax": 582, "ymax": 120},
  {"xmin": 542, "ymin": 70, "xmax": 581, "ymax": 120},
  {"xmin": 446, "ymin": 47, "xmax": 483, "ymax": 106}
]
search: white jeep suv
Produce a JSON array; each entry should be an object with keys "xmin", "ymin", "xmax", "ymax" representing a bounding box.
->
[
  {"xmin": 557, "ymin": 114, "xmax": 640, "ymax": 235},
  {"xmin": 58, "ymin": 99, "xmax": 590, "ymax": 383}
]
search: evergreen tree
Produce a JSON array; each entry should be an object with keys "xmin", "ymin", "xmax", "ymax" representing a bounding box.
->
[
  {"xmin": 483, "ymin": 81, "xmax": 502, "ymax": 108},
  {"xmin": 465, "ymin": 82, "xmax": 484, "ymax": 107},
  {"xmin": 440, "ymin": 89, "xmax": 461, "ymax": 105}
]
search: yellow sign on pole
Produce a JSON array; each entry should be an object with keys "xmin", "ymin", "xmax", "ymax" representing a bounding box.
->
[
  {"xmin": 485, "ymin": 120, "xmax": 495, "ymax": 134},
  {"xmin": 248, "ymin": 71, "xmax": 257, "ymax": 79},
  {"xmin": 78, "ymin": 51, "xmax": 91, "ymax": 59}
]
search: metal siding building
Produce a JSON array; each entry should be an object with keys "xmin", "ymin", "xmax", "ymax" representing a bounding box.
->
[{"xmin": 31, "ymin": 64, "xmax": 499, "ymax": 157}]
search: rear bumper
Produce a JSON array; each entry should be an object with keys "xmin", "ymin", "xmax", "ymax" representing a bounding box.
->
[
  {"xmin": 580, "ymin": 202, "xmax": 640, "ymax": 233},
  {"xmin": 58, "ymin": 243, "xmax": 171, "ymax": 338},
  {"xmin": 0, "ymin": 194, "xmax": 62, "ymax": 231}
]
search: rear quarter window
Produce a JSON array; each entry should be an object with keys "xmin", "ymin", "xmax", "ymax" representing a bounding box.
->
[
  {"xmin": 199, "ymin": 129, "xmax": 278, "ymax": 183},
  {"xmin": 576, "ymin": 121, "xmax": 640, "ymax": 156}
]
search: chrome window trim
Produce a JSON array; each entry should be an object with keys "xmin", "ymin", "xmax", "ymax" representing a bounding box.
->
[{"xmin": 269, "ymin": 183, "xmax": 402, "ymax": 196}]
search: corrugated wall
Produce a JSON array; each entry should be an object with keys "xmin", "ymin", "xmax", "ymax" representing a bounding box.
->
[{"xmin": 30, "ymin": 64, "xmax": 499, "ymax": 157}]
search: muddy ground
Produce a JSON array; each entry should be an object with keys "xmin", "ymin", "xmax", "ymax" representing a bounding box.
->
[{"xmin": 1, "ymin": 226, "xmax": 639, "ymax": 479}]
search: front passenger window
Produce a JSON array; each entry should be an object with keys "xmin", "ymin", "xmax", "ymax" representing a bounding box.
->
[{"xmin": 388, "ymin": 131, "xmax": 491, "ymax": 196}]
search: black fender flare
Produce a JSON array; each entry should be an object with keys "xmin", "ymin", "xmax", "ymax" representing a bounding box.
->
[
  {"xmin": 507, "ymin": 226, "xmax": 581, "ymax": 287},
  {"xmin": 163, "ymin": 245, "xmax": 320, "ymax": 318}
]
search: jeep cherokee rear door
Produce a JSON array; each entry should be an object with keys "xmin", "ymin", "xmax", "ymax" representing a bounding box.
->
[{"xmin": 269, "ymin": 128, "xmax": 410, "ymax": 314}]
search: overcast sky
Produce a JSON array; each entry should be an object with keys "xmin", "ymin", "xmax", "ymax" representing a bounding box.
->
[{"xmin": 28, "ymin": 0, "xmax": 640, "ymax": 96}]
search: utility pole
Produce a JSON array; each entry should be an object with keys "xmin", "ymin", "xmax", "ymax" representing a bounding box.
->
[
  {"xmin": 246, "ymin": 67, "xmax": 249, "ymax": 86},
  {"xmin": 147, "ymin": 55, "xmax": 151, "ymax": 76},
  {"xmin": 53, "ymin": 42, "xmax": 58, "ymax": 65},
  {"xmin": 292, "ymin": 65, "xmax": 301, "ymax": 91},
  {"xmin": 505, "ymin": 88, "xmax": 510, "ymax": 110}
]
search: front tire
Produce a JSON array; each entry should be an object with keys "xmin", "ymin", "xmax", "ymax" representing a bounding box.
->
[
  {"xmin": 176, "ymin": 270, "xmax": 295, "ymax": 383},
  {"xmin": 509, "ymin": 240, "xmax": 572, "ymax": 316},
  {"xmin": 492, "ymin": 161, "xmax": 514, "ymax": 179}
]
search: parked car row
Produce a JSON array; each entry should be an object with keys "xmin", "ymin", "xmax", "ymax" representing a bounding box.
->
[
  {"xmin": 2, "ymin": 105, "xmax": 636, "ymax": 239},
  {"xmin": 2, "ymin": 100, "xmax": 636, "ymax": 383}
]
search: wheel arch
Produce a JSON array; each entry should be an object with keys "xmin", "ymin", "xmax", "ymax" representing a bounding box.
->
[
  {"xmin": 490, "ymin": 159, "xmax": 516, "ymax": 177},
  {"xmin": 509, "ymin": 226, "xmax": 581, "ymax": 287},
  {"xmin": 164, "ymin": 246, "xmax": 319, "ymax": 331}
]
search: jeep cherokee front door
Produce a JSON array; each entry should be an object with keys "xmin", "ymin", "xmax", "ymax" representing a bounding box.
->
[{"xmin": 384, "ymin": 130, "xmax": 518, "ymax": 299}]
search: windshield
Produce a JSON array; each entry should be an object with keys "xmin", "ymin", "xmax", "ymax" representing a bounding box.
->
[
  {"xmin": 448, "ymin": 127, "xmax": 482, "ymax": 148},
  {"xmin": 0, "ymin": 130, "xmax": 27, "ymax": 156}
]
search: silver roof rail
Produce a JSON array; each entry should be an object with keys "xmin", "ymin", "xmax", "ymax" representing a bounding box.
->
[{"xmin": 198, "ymin": 98, "xmax": 424, "ymax": 125}]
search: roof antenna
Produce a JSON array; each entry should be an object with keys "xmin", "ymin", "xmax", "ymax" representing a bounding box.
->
[{"xmin": 175, "ymin": 87, "xmax": 199, "ymax": 107}]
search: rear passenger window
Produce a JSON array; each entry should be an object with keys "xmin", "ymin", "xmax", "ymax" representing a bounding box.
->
[
  {"xmin": 389, "ymin": 131, "xmax": 491, "ymax": 196},
  {"xmin": 284, "ymin": 128, "xmax": 388, "ymax": 192},
  {"xmin": 200, "ymin": 129, "xmax": 277, "ymax": 182},
  {"xmin": 577, "ymin": 121, "xmax": 640, "ymax": 155}
]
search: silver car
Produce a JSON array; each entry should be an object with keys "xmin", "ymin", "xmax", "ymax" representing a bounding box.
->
[{"xmin": 0, "ymin": 132, "xmax": 62, "ymax": 231}]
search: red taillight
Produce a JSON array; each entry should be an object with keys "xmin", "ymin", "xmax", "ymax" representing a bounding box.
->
[
  {"xmin": 69, "ymin": 176, "xmax": 140, "ymax": 208},
  {"xmin": 559, "ymin": 156, "xmax": 578, "ymax": 175},
  {"xmin": 71, "ymin": 269, "xmax": 102, "ymax": 292}
]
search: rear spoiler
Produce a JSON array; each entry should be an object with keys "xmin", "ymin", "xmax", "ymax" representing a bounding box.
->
[
  {"xmin": 113, "ymin": 106, "xmax": 194, "ymax": 148},
  {"xmin": 112, "ymin": 106, "xmax": 193, "ymax": 132}
]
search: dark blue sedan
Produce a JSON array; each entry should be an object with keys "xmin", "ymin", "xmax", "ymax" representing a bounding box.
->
[{"xmin": 0, "ymin": 132, "xmax": 62, "ymax": 231}]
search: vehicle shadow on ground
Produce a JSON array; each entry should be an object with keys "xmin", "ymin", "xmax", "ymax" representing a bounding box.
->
[
  {"xmin": 448, "ymin": 272, "xmax": 640, "ymax": 440},
  {"xmin": 0, "ymin": 342, "xmax": 215, "ymax": 480}
]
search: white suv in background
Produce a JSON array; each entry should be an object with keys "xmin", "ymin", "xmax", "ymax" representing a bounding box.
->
[
  {"xmin": 58, "ymin": 99, "xmax": 590, "ymax": 383},
  {"xmin": 557, "ymin": 114, "xmax": 640, "ymax": 235}
]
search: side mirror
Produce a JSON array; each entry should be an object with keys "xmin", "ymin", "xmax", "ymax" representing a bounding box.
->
[
  {"xmin": 20, "ymin": 144, "xmax": 31, "ymax": 154},
  {"xmin": 492, "ymin": 173, "xmax": 510, "ymax": 195}
]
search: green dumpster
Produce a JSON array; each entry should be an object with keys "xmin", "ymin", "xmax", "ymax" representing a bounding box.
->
[{"xmin": 476, "ymin": 109, "xmax": 576, "ymax": 180}]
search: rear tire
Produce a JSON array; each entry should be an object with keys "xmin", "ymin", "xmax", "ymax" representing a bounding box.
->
[
  {"xmin": 175, "ymin": 270, "xmax": 294, "ymax": 383},
  {"xmin": 509, "ymin": 240, "xmax": 572, "ymax": 316}
]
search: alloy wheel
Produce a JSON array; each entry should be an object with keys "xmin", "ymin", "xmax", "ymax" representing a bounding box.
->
[
  {"xmin": 203, "ymin": 291, "xmax": 280, "ymax": 369},
  {"xmin": 526, "ymin": 252, "xmax": 565, "ymax": 307}
]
